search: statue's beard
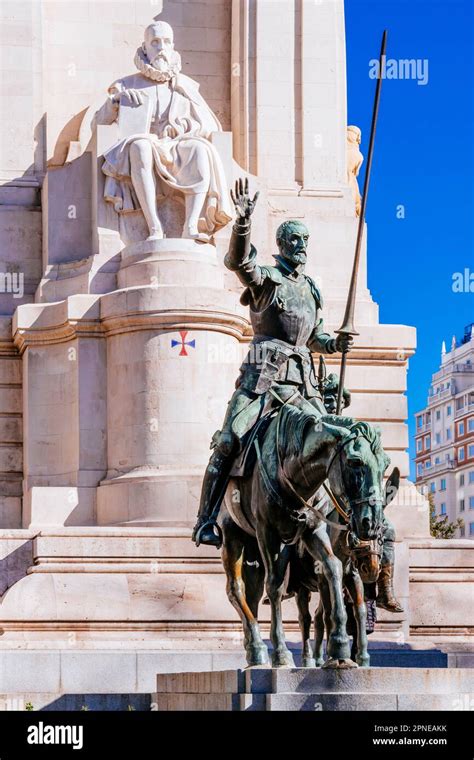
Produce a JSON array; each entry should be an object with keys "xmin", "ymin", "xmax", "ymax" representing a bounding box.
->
[
  {"xmin": 283, "ymin": 249, "xmax": 307, "ymax": 266},
  {"xmin": 134, "ymin": 46, "xmax": 182, "ymax": 82}
]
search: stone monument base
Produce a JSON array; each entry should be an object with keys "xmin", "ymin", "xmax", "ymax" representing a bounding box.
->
[{"xmin": 154, "ymin": 668, "xmax": 474, "ymax": 712}]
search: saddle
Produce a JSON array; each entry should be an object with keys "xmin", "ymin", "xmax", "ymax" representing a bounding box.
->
[{"xmin": 229, "ymin": 410, "xmax": 276, "ymax": 478}]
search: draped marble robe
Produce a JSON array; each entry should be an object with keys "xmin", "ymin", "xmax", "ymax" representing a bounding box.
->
[{"xmin": 94, "ymin": 70, "xmax": 233, "ymax": 236}]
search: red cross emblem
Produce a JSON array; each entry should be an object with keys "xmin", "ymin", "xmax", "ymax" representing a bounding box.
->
[{"xmin": 171, "ymin": 330, "xmax": 196, "ymax": 357}]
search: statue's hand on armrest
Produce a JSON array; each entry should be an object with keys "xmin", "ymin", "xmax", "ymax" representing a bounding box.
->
[{"xmin": 230, "ymin": 177, "xmax": 259, "ymax": 225}]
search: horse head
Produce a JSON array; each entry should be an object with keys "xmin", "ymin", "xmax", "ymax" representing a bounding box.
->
[
  {"xmin": 278, "ymin": 407, "xmax": 399, "ymax": 583},
  {"xmin": 323, "ymin": 417, "xmax": 399, "ymax": 582}
]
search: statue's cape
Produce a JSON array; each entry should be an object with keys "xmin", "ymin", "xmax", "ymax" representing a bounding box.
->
[{"xmin": 106, "ymin": 71, "xmax": 222, "ymax": 136}]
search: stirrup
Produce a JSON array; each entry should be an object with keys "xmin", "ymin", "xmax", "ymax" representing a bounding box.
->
[{"xmin": 194, "ymin": 519, "xmax": 223, "ymax": 548}]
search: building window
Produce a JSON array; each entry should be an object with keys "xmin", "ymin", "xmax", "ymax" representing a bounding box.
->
[
  {"xmin": 460, "ymin": 526, "xmax": 465, "ymax": 537},
  {"xmin": 417, "ymin": 463, "xmax": 423, "ymax": 476},
  {"xmin": 458, "ymin": 421, "xmax": 465, "ymax": 435},
  {"xmin": 447, "ymin": 405, "xmax": 452, "ymax": 416},
  {"xmin": 469, "ymin": 419, "xmax": 474, "ymax": 432},
  {"xmin": 416, "ymin": 438, "xmax": 423, "ymax": 453},
  {"xmin": 436, "ymin": 410, "xmax": 441, "ymax": 420},
  {"xmin": 469, "ymin": 445, "xmax": 474, "ymax": 458},
  {"xmin": 460, "ymin": 499, "xmax": 465, "ymax": 512},
  {"xmin": 446, "ymin": 428, "xmax": 452, "ymax": 440},
  {"xmin": 426, "ymin": 459, "xmax": 432, "ymax": 469},
  {"xmin": 435, "ymin": 457, "xmax": 440, "ymax": 464},
  {"xmin": 469, "ymin": 496, "xmax": 474, "ymax": 510},
  {"xmin": 440, "ymin": 478, "xmax": 446, "ymax": 491},
  {"xmin": 459, "ymin": 447, "xmax": 465, "ymax": 461},
  {"xmin": 469, "ymin": 471, "xmax": 474, "ymax": 484},
  {"xmin": 425, "ymin": 435, "xmax": 431, "ymax": 448},
  {"xmin": 456, "ymin": 398, "xmax": 464, "ymax": 411},
  {"xmin": 460, "ymin": 474, "xmax": 465, "ymax": 486},
  {"xmin": 430, "ymin": 482, "xmax": 435, "ymax": 493},
  {"xmin": 417, "ymin": 416, "xmax": 422, "ymax": 428},
  {"xmin": 435, "ymin": 433, "xmax": 441, "ymax": 444},
  {"xmin": 470, "ymin": 523, "xmax": 474, "ymax": 537},
  {"xmin": 440, "ymin": 503, "xmax": 446, "ymax": 515}
]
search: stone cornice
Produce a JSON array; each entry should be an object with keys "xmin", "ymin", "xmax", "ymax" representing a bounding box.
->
[{"xmin": 12, "ymin": 293, "xmax": 251, "ymax": 353}]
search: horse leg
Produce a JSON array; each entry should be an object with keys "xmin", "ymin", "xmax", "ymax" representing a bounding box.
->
[
  {"xmin": 296, "ymin": 587, "xmax": 315, "ymax": 667},
  {"xmin": 302, "ymin": 525, "xmax": 353, "ymax": 667},
  {"xmin": 344, "ymin": 569, "xmax": 370, "ymax": 667},
  {"xmin": 241, "ymin": 541, "xmax": 269, "ymax": 666},
  {"xmin": 221, "ymin": 518, "xmax": 269, "ymax": 667},
  {"xmin": 257, "ymin": 524, "xmax": 295, "ymax": 668},
  {"xmin": 313, "ymin": 579, "xmax": 330, "ymax": 667}
]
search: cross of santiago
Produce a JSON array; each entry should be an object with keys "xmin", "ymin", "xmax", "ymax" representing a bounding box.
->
[{"xmin": 171, "ymin": 330, "xmax": 195, "ymax": 356}]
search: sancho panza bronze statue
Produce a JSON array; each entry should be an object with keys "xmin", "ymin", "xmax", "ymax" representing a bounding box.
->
[{"xmin": 192, "ymin": 179, "xmax": 353, "ymax": 548}]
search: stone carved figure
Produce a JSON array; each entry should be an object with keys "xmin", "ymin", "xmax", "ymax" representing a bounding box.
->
[
  {"xmin": 94, "ymin": 20, "xmax": 232, "ymax": 242},
  {"xmin": 347, "ymin": 125, "xmax": 363, "ymax": 217},
  {"xmin": 192, "ymin": 178, "xmax": 354, "ymax": 549}
]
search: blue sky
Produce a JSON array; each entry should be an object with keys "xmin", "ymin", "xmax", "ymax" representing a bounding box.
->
[{"xmin": 345, "ymin": 0, "xmax": 474, "ymax": 478}]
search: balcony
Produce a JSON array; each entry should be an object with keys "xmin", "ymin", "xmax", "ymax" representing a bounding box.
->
[
  {"xmin": 428, "ymin": 387, "xmax": 456, "ymax": 406},
  {"xmin": 455, "ymin": 401, "xmax": 474, "ymax": 419},
  {"xmin": 423, "ymin": 459, "xmax": 457, "ymax": 474},
  {"xmin": 416, "ymin": 422, "xmax": 432, "ymax": 434}
]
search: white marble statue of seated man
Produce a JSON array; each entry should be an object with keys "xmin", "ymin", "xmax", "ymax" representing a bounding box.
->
[{"xmin": 94, "ymin": 20, "xmax": 232, "ymax": 242}]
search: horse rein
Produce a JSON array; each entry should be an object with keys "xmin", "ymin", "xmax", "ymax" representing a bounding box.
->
[
  {"xmin": 272, "ymin": 397, "xmax": 350, "ymax": 532},
  {"xmin": 272, "ymin": 404, "xmax": 384, "ymax": 564}
]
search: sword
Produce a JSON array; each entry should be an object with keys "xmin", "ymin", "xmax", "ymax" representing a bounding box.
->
[{"xmin": 336, "ymin": 30, "xmax": 388, "ymax": 414}]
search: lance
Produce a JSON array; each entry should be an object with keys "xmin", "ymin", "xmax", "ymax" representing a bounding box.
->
[{"xmin": 336, "ymin": 29, "xmax": 387, "ymax": 414}]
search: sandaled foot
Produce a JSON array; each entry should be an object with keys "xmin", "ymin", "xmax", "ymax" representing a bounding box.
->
[
  {"xmin": 376, "ymin": 596, "xmax": 404, "ymax": 613},
  {"xmin": 184, "ymin": 228, "xmax": 210, "ymax": 243}
]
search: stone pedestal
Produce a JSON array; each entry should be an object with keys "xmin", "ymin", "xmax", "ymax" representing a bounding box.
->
[
  {"xmin": 154, "ymin": 667, "xmax": 474, "ymax": 711},
  {"xmin": 13, "ymin": 238, "xmax": 249, "ymax": 529}
]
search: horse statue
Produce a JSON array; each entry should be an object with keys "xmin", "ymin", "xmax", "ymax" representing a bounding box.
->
[
  {"xmin": 289, "ymin": 447, "xmax": 400, "ymax": 667},
  {"xmin": 221, "ymin": 402, "xmax": 399, "ymax": 669}
]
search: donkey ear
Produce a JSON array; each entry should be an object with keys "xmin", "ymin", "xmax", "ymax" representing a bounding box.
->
[{"xmin": 383, "ymin": 467, "xmax": 400, "ymax": 508}]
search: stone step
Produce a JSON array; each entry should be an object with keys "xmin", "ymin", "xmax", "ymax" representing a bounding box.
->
[
  {"xmin": 153, "ymin": 691, "xmax": 473, "ymax": 712},
  {"xmin": 154, "ymin": 668, "xmax": 474, "ymax": 712},
  {"xmin": 247, "ymin": 667, "xmax": 473, "ymax": 694},
  {"xmin": 155, "ymin": 667, "xmax": 473, "ymax": 695},
  {"xmin": 0, "ymin": 694, "xmax": 152, "ymax": 711}
]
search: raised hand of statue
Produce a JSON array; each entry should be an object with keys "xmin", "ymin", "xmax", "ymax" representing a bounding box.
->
[{"xmin": 230, "ymin": 178, "xmax": 259, "ymax": 223}]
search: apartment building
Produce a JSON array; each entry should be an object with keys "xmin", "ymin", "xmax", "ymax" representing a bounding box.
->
[{"xmin": 414, "ymin": 323, "xmax": 474, "ymax": 538}]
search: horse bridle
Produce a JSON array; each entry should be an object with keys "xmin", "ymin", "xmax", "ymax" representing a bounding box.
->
[
  {"xmin": 322, "ymin": 430, "xmax": 385, "ymax": 562},
  {"xmin": 272, "ymin": 406, "xmax": 384, "ymax": 561}
]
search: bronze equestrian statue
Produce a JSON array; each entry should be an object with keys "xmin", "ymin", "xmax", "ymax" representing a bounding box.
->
[
  {"xmin": 191, "ymin": 179, "xmax": 399, "ymax": 668},
  {"xmin": 261, "ymin": 371, "xmax": 402, "ymax": 665},
  {"xmin": 221, "ymin": 405, "xmax": 396, "ymax": 668},
  {"xmin": 192, "ymin": 178, "xmax": 353, "ymax": 549}
]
